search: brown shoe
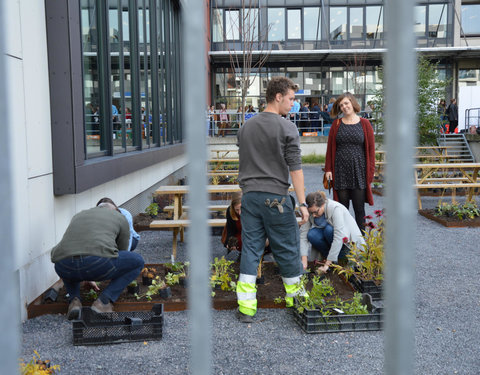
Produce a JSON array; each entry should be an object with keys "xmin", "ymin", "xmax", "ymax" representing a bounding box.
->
[
  {"xmin": 91, "ymin": 298, "xmax": 113, "ymax": 314},
  {"xmin": 67, "ymin": 297, "xmax": 82, "ymax": 320}
]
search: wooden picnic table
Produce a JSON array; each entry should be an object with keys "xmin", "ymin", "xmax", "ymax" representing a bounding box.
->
[
  {"xmin": 210, "ymin": 149, "xmax": 238, "ymax": 159},
  {"xmin": 413, "ymin": 162, "xmax": 480, "ymax": 209},
  {"xmin": 154, "ymin": 184, "xmax": 295, "ymax": 259}
]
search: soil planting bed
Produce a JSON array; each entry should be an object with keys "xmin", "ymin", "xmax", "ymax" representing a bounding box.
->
[
  {"xmin": 28, "ymin": 262, "xmax": 354, "ymax": 319},
  {"xmin": 419, "ymin": 209, "xmax": 480, "ymax": 227}
]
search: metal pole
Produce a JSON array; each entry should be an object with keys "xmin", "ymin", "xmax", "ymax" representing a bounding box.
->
[
  {"xmin": 181, "ymin": 1, "xmax": 212, "ymax": 374},
  {"xmin": 384, "ymin": 0, "xmax": 416, "ymax": 374},
  {"xmin": 0, "ymin": 1, "xmax": 21, "ymax": 373}
]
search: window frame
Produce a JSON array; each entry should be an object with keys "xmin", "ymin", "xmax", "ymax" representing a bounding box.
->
[{"xmin": 45, "ymin": 0, "xmax": 185, "ymax": 195}]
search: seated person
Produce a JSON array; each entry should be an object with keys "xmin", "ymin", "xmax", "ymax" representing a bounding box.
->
[
  {"xmin": 50, "ymin": 202, "xmax": 144, "ymax": 319},
  {"xmin": 96, "ymin": 197, "xmax": 140, "ymax": 251},
  {"xmin": 222, "ymin": 192, "xmax": 270, "ymax": 254},
  {"xmin": 299, "ymin": 190, "xmax": 365, "ymax": 273}
]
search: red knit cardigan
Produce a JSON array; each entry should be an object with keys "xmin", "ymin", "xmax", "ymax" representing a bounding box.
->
[{"xmin": 324, "ymin": 117, "xmax": 376, "ymax": 205}]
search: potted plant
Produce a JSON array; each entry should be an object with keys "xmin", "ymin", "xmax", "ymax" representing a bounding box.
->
[
  {"xmin": 127, "ymin": 280, "xmax": 139, "ymax": 294},
  {"xmin": 331, "ymin": 209, "xmax": 384, "ymax": 300},
  {"xmin": 164, "ymin": 261, "xmax": 189, "ymax": 275},
  {"xmin": 135, "ymin": 276, "xmax": 171, "ymax": 300},
  {"xmin": 141, "ymin": 267, "xmax": 157, "ymax": 286},
  {"xmin": 210, "ymin": 256, "xmax": 237, "ymax": 296}
]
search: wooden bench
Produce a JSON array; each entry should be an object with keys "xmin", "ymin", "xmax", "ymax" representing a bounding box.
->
[
  {"xmin": 413, "ymin": 163, "xmax": 480, "ymax": 209},
  {"xmin": 210, "ymin": 149, "xmax": 238, "ymax": 159},
  {"xmin": 163, "ymin": 204, "xmax": 229, "ymax": 216}
]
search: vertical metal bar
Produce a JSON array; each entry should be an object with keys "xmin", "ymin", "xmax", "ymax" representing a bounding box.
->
[
  {"xmin": 164, "ymin": 1, "xmax": 173, "ymax": 144},
  {"xmin": 0, "ymin": 1, "xmax": 20, "ymax": 372},
  {"xmin": 149, "ymin": 0, "xmax": 160, "ymax": 144},
  {"xmin": 384, "ymin": 1, "xmax": 416, "ymax": 374},
  {"xmin": 96, "ymin": 0, "xmax": 113, "ymax": 153},
  {"xmin": 129, "ymin": 0, "xmax": 142, "ymax": 148},
  {"xmin": 118, "ymin": 0, "xmax": 127, "ymax": 150},
  {"xmin": 182, "ymin": 1, "xmax": 211, "ymax": 374}
]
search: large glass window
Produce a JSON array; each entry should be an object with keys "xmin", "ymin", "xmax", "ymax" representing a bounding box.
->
[
  {"xmin": 414, "ymin": 5, "xmax": 427, "ymax": 37},
  {"xmin": 80, "ymin": 0, "xmax": 181, "ymax": 159},
  {"xmin": 366, "ymin": 6, "xmax": 383, "ymax": 40},
  {"xmin": 330, "ymin": 7, "xmax": 347, "ymax": 40},
  {"xmin": 461, "ymin": 5, "xmax": 480, "ymax": 35},
  {"xmin": 268, "ymin": 8, "xmax": 285, "ymax": 41},
  {"xmin": 349, "ymin": 7, "xmax": 364, "ymax": 39},
  {"xmin": 225, "ymin": 10, "xmax": 240, "ymax": 40},
  {"xmin": 303, "ymin": 7, "xmax": 321, "ymax": 41},
  {"xmin": 287, "ymin": 9, "xmax": 301, "ymax": 40},
  {"xmin": 429, "ymin": 4, "xmax": 447, "ymax": 38},
  {"xmin": 213, "ymin": 9, "xmax": 224, "ymax": 42}
]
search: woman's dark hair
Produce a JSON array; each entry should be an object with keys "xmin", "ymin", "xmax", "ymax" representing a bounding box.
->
[
  {"xmin": 265, "ymin": 76, "xmax": 298, "ymax": 104},
  {"xmin": 331, "ymin": 92, "xmax": 361, "ymax": 118},
  {"xmin": 96, "ymin": 197, "xmax": 121, "ymax": 212},
  {"xmin": 229, "ymin": 191, "xmax": 242, "ymax": 221},
  {"xmin": 305, "ymin": 190, "xmax": 327, "ymax": 208}
]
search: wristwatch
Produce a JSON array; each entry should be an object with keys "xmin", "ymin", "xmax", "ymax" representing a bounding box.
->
[{"xmin": 299, "ymin": 202, "xmax": 308, "ymax": 208}]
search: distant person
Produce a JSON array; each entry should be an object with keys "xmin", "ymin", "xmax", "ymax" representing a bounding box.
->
[
  {"xmin": 300, "ymin": 190, "xmax": 365, "ymax": 272},
  {"xmin": 446, "ymin": 98, "xmax": 458, "ymax": 134},
  {"xmin": 327, "ymin": 98, "xmax": 336, "ymax": 117},
  {"xmin": 289, "ymin": 98, "xmax": 301, "ymax": 125},
  {"xmin": 96, "ymin": 198, "xmax": 140, "ymax": 251},
  {"xmin": 325, "ymin": 92, "xmax": 375, "ymax": 231},
  {"xmin": 299, "ymin": 102, "xmax": 310, "ymax": 132},
  {"xmin": 236, "ymin": 76, "xmax": 309, "ymax": 323},
  {"xmin": 310, "ymin": 102, "xmax": 321, "ymax": 132},
  {"xmin": 219, "ymin": 103, "xmax": 229, "ymax": 137},
  {"xmin": 51, "ymin": 203, "xmax": 144, "ymax": 319}
]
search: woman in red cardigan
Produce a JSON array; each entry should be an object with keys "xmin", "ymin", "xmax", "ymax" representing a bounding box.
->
[{"xmin": 325, "ymin": 92, "xmax": 375, "ymax": 231}]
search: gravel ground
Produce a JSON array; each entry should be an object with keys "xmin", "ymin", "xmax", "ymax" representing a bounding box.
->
[{"xmin": 21, "ymin": 165, "xmax": 480, "ymax": 374}]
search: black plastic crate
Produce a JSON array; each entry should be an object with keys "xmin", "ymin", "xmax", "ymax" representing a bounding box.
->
[
  {"xmin": 72, "ymin": 304, "xmax": 163, "ymax": 345},
  {"xmin": 349, "ymin": 274, "xmax": 383, "ymax": 301},
  {"xmin": 293, "ymin": 296, "xmax": 383, "ymax": 334}
]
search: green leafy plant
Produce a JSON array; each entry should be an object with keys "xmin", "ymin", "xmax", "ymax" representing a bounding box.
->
[
  {"xmin": 165, "ymin": 272, "xmax": 180, "ymax": 286},
  {"xmin": 145, "ymin": 202, "xmax": 159, "ymax": 217},
  {"xmin": 210, "ymin": 256, "xmax": 237, "ymax": 295},
  {"xmin": 295, "ymin": 276, "xmax": 368, "ymax": 316},
  {"xmin": 20, "ymin": 351, "xmax": 60, "ymax": 374},
  {"xmin": 128, "ymin": 280, "xmax": 138, "ymax": 287},
  {"xmin": 331, "ymin": 210, "xmax": 384, "ymax": 284},
  {"xmin": 164, "ymin": 261, "xmax": 188, "ymax": 274},
  {"xmin": 135, "ymin": 276, "xmax": 167, "ymax": 301},
  {"xmin": 85, "ymin": 288, "xmax": 98, "ymax": 302},
  {"xmin": 435, "ymin": 201, "xmax": 480, "ymax": 220}
]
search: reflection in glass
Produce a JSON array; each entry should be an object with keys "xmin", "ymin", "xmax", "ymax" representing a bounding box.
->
[
  {"xmin": 330, "ymin": 7, "xmax": 347, "ymax": 40},
  {"xmin": 245, "ymin": 8, "xmax": 258, "ymax": 42},
  {"xmin": 461, "ymin": 5, "xmax": 480, "ymax": 35},
  {"xmin": 414, "ymin": 6, "xmax": 426, "ymax": 37},
  {"xmin": 81, "ymin": 0, "xmax": 103, "ymax": 156},
  {"xmin": 304, "ymin": 7, "xmax": 320, "ymax": 41},
  {"xmin": 268, "ymin": 8, "xmax": 285, "ymax": 41},
  {"xmin": 366, "ymin": 6, "xmax": 383, "ymax": 39},
  {"xmin": 287, "ymin": 9, "xmax": 301, "ymax": 39},
  {"xmin": 213, "ymin": 9, "xmax": 224, "ymax": 42},
  {"xmin": 349, "ymin": 7, "xmax": 363, "ymax": 39},
  {"xmin": 428, "ymin": 4, "xmax": 447, "ymax": 38},
  {"xmin": 226, "ymin": 10, "xmax": 240, "ymax": 40}
]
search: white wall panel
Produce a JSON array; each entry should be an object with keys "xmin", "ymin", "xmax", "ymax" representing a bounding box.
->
[
  {"xmin": 4, "ymin": 0, "xmax": 22, "ymax": 58},
  {"xmin": 20, "ymin": 0, "xmax": 52, "ymax": 178},
  {"xmin": 26, "ymin": 176, "xmax": 56, "ymax": 261}
]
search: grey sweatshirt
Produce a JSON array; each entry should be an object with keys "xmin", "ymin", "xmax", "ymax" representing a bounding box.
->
[{"xmin": 237, "ymin": 112, "xmax": 302, "ymax": 195}]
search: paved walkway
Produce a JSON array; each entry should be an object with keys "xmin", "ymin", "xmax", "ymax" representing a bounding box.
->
[{"xmin": 21, "ymin": 165, "xmax": 480, "ymax": 374}]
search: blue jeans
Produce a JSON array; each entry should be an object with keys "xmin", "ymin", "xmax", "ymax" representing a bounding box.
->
[
  {"xmin": 54, "ymin": 252, "xmax": 144, "ymax": 303},
  {"xmin": 307, "ymin": 225, "xmax": 350, "ymax": 261},
  {"xmin": 240, "ymin": 192, "xmax": 302, "ymax": 278}
]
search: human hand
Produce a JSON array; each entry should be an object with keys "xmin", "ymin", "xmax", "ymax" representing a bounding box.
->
[
  {"xmin": 301, "ymin": 256, "xmax": 308, "ymax": 270},
  {"xmin": 317, "ymin": 264, "xmax": 329, "ymax": 273},
  {"xmin": 325, "ymin": 172, "xmax": 333, "ymax": 181},
  {"xmin": 299, "ymin": 206, "xmax": 309, "ymax": 226},
  {"xmin": 83, "ymin": 281, "xmax": 100, "ymax": 291}
]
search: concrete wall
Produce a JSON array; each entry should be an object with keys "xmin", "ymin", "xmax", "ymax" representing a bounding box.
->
[{"xmin": 5, "ymin": 1, "xmax": 187, "ymax": 320}]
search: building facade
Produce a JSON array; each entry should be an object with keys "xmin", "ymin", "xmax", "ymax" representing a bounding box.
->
[
  {"xmin": 209, "ymin": 0, "xmax": 480, "ymax": 114},
  {"xmin": 3, "ymin": 0, "xmax": 186, "ymax": 319}
]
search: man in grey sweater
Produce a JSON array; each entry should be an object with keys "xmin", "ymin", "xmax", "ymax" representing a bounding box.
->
[
  {"xmin": 236, "ymin": 76, "xmax": 309, "ymax": 323},
  {"xmin": 51, "ymin": 202, "xmax": 144, "ymax": 319}
]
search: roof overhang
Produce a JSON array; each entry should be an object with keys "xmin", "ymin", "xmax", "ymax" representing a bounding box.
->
[{"xmin": 208, "ymin": 46, "xmax": 480, "ymax": 65}]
